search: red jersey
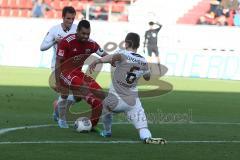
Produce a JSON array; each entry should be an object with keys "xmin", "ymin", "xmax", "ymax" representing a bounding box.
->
[{"xmin": 56, "ymin": 34, "xmax": 104, "ymax": 72}]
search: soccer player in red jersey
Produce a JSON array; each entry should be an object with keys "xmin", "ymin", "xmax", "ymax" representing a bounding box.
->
[{"xmin": 54, "ymin": 20, "xmax": 108, "ymax": 129}]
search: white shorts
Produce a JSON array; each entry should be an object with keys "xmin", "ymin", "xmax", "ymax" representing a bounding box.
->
[{"xmin": 103, "ymin": 92, "xmax": 148, "ymax": 129}]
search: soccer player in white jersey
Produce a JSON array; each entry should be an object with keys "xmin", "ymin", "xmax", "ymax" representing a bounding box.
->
[
  {"xmin": 89, "ymin": 33, "xmax": 166, "ymax": 144},
  {"xmin": 40, "ymin": 6, "xmax": 79, "ymax": 123}
]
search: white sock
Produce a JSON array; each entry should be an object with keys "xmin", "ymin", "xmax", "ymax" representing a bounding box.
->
[
  {"xmin": 57, "ymin": 97, "xmax": 68, "ymax": 121},
  {"xmin": 102, "ymin": 109, "xmax": 113, "ymax": 133},
  {"xmin": 66, "ymin": 99, "xmax": 74, "ymax": 109},
  {"xmin": 139, "ymin": 128, "xmax": 152, "ymax": 140},
  {"xmin": 67, "ymin": 94, "xmax": 76, "ymax": 104}
]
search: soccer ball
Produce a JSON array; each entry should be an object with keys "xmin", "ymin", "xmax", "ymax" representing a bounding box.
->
[{"xmin": 74, "ymin": 117, "xmax": 92, "ymax": 133}]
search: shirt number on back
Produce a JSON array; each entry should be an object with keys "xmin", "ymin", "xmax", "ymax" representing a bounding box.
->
[{"xmin": 125, "ymin": 66, "xmax": 140, "ymax": 84}]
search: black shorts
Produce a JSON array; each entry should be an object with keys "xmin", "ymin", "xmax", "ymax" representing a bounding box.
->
[{"xmin": 147, "ymin": 45, "xmax": 159, "ymax": 56}]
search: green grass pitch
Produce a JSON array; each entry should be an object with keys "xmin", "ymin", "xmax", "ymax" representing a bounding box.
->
[{"xmin": 0, "ymin": 66, "xmax": 240, "ymax": 160}]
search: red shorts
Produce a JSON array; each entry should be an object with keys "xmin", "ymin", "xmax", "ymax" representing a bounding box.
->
[{"xmin": 59, "ymin": 70, "xmax": 102, "ymax": 95}]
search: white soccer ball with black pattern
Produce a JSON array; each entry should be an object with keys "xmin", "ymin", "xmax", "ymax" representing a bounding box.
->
[{"xmin": 74, "ymin": 117, "xmax": 92, "ymax": 133}]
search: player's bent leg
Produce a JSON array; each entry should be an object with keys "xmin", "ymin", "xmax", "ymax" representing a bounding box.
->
[
  {"xmin": 88, "ymin": 81, "xmax": 106, "ymax": 100},
  {"xmin": 138, "ymin": 126, "xmax": 166, "ymax": 144},
  {"xmin": 126, "ymin": 99, "xmax": 166, "ymax": 144},
  {"xmin": 154, "ymin": 50, "xmax": 161, "ymax": 75},
  {"xmin": 67, "ymin": 94, "xmax": 79, "ymax": 104},
  {"xmin": 65, "ymin": 94, "xmax": 79, "ymax": 120},
  {"xmin": 100, "ymin": 130, "xmax": 112, "ymax": 137},
  {"xmin": 138, "ymin": 127, "xmax": 167, "ymax": 144},
  {"xmin": 85, "ymin": 78, "xmax": 105, "ymax": 128},
  {"xmin": 100, "ymin": 106, "xmax": 113, "ymax": 137},
  {"xmin": 58, "ymin": 119, "xmax": 69, "ymax": 129},
  {"xmin": 85, "ymin": 94, "xmax": 103, "ymax": 127},
  {"xmin": 139, "ymin": 128, "xmax": 152, "ymax": 140},
  {"xmin": 53, "ymin": 99, "xmax": 59, "ymax": 122},
  {"xmin": 147, "ymin": 46, "xmax": 152, "ymax": 57},
  {"xmin": 57, "ymin": 96, "xmax": 69, "ymax": 128},
  {"xmin": 126, "ymin": 99, "xmax": 148, "ymax": 130},
  {"xmin": 70, "ymin": 73, "xmax": 104, "ymax": 129}
]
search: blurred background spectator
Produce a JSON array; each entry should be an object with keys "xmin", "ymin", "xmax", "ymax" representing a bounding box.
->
[
  {"xmin": 233, "ymin": 7, "xmax": 240, "ymax": 26},
  {"xmin": 198, "ymin": 0, "xmax": 240, "ymax": 26},
  {"xmin": 0, "ymin": 0, "xmax": 239, "ymax": 26},
  {"xmin": 32, "ymin": 0, "xmax": 52, "ymax": 18}
]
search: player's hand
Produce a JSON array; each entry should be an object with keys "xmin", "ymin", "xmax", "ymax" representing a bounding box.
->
[
  {"xmin": 54, "ymin": 37, "xmax": 62, "ymax": 43},
  {"xmin": 89, "ymin": 61, "xmax": 98, "ymax": 74}
]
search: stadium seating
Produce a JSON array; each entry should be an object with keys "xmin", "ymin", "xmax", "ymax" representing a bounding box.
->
[
  {"xmin": 177, "ymin": 0, "xmax": 211, "ymax": 24},
  {"xmin": 0, "ymin": 0, "xmax": 129, "ymax": 21},
  {"xmin": 19, "ymin": 0, "xmax": 33, "ymax": 9},
  {"xmin": 0, "ymin": 0, "xmax": 8, "ymax": 8},
  {"xmin": 0, "ymin": 8, "xmax": 11, "ymax": 16},
  {"xmin": 9, "ymin": 0, "xmax": 18, "ymax": 9},
  {"xmin": 19, "ymin": 9, "xmax": 31, "ymax": 17},
  {"xmin": 177, "ymin": 0, "xmax": 239, "ymax": 26}
]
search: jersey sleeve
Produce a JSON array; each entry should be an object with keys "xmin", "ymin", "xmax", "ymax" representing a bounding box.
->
[
  {"xmin": 92, "ymin": 41, "xmax": 105, "ymax": 56},
  {"xmin": 155, "ymin": 25, "xmax": 162, "ymax": 33},
  {"xmin": 40, "ymin": 27, "xmax": 56, "ymax": 51},
  {"xmin": 142, "ymin": 60, "xmax": 150, "ymax": 75},
  {"xmin": 135, "ymin": 61, "xmax": 149, "ymax": 78},
  {"xmin": 56, "ymin": 39, "xmax": 69, "ymax": 60},
  {"xmin": 113, "ymin": 49, "xmax": 125, "ymax": 56},
  {"xmin": 142, "ymin": 58, "xmax": 149, "ymax": 71}
]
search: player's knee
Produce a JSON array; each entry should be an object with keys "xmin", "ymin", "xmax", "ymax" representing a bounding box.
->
[
  {"xmin": 138, "ymin": 127, "xmax": 148, "ymax": 131},
  {"xmin": 70, "ymin": 77, "xmax": 84, "ymax": 90}
]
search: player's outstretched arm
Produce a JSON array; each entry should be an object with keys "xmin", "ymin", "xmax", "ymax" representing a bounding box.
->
[
  {"xmin": 154, "ymin": 22, "xmax": 162, "ymax": 32},
  {"xmin": 100, "ymin": 51, "xmax": 109, "ymax": 57},
  {"xmin": 89, "ymin": 54, "xmax": 122, "ymax": 74},
  {"xmin": 155, "ymin": 22, "xmax": 162, "ymax": 27}
]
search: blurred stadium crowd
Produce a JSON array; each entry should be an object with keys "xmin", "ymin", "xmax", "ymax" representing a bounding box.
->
[
  {"xmin": 198, "ymin": 0, "xmax": 240, "ymax": 26},
  {"xmin": 0, "ymin": 0, "xmax": 239, "ymax": 25},
  {"xmin": 0, "ymin": 0, "xmax": 134, "ymax": 21}
]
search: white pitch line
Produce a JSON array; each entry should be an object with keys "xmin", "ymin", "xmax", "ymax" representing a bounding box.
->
[
  {"xmin": 187, "ymin": 122, "xmax": 240, "ymax": 125},
  {"xmin": 169, "ymin": 140, "xmax": 240, "ymax": 144},
  {"xmin": 109, "ymin": 121, "xmax": 240, "ymax": 125},
  {"xmin": 1, "ymin": 140, "xmax": 240, "ymax": 145},
  {"xmin": 0, "ymin": 141, "xmax": 140, "ymax": 144},
  {"xmin": 0, "ymin": 124, "xmax": 56, "ymax": 135},
  {"xmin": 1, "ymin": 121, "xmax": 240, "ymax": 136}
]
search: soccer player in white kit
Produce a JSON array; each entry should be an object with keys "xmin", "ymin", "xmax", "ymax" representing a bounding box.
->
[
  {"xmin": 89, "ymin": 32, "xmax": 166, "ymax": 144},
  {"xmin": 40, "ymin": 6, "xmax": 79, "ymax": 125}
]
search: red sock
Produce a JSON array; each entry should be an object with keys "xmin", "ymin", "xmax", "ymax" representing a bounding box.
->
[{"xmin": 84, "ymin": 93, "xmax": 103, "ymax": 127}]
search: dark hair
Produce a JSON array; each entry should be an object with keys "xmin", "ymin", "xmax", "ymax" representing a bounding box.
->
[
  {"xmin": 62, "ymin": 6, "xmax": 76, "ymax": 17},
  {"xmin": 77, "ymin": 20, "xmax": 91, "ymax": 30},
  {"xmin": 125, "ymin": 32, "xmax": 140, "ymax": 49},
  {"xmin": 149, "ymin": 21, "xmax": 154, "ymax": 25}
]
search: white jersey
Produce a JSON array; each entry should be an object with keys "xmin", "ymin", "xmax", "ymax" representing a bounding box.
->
[
  {"xmin": 104, "ymin": 49, "xmax": 149, "ymax": 129},
  {"xmin": 109, "ymin": 49, "xmax": 148, "ymax": 106},
  {"xmin": 40, "ymin": 24, "xmax": 77, "ymax": 70}
]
